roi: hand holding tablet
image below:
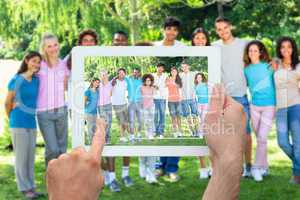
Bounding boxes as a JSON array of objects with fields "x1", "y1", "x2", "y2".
[{"x1": 46, "y1": 119, "x2": 106, "y2": 200}]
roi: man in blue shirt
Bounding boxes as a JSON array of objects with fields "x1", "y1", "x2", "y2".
[{"x1": 125, "y1": 67, "x2": 143, "y2": 140}]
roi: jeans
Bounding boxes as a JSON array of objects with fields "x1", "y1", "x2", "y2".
[
  {"x1": 154, "y1": 99, "x2": 166, "y2": 136},
  {"x1": 181, "y1": 99, "x2": 198, "y2": 117},
  {"x1": 276, "y1": 104, "x2": 300, "y2": 176},
  {"x1": 160, "y1": 157, "x2": 180, "y2": 173},
  {"x1": 37, "y1": 106, "x2": 68, "y2": 166},
  {"x1": 128, "y1": 101, "x2": 143, "y2": 135},
  {"x1": 168, "y1": 101, "x2": 181, "y2": 117},
  {"x1": 98, "y1": 104, "x2": 112, "y2": 143},
  {"x1": 232, "y1": 95, "x2": 251, "y2": 134}
]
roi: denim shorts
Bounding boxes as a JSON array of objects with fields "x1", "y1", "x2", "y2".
[
  {"x1": 113, "y1": 104, "x2": 129, "y2": 124},
  {"x1": 232, "y1": 95, "x2": 251, "y2": 134},
  {"x1": 181, "y1": 99, "x2": 198, "y2": 117},
  {"x1": 168, "y1": 101, "x2": 181, "y2": 117}
]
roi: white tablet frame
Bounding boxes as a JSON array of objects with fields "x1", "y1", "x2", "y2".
[{"x1": 71, "y1": 46, "x2": 221, "y2": 156}]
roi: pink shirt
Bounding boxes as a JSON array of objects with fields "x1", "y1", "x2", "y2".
[
  {"x1": 37, "y1": 59, "x2": 70, "y2": 111},
  {"x1": 98, "y1": 81, "x2": 113, "y2": 106},
  {"x1": 141, "y1": 86, "x2": 155, "y2": 108}
]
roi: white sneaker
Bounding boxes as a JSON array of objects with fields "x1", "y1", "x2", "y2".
[
  {"x1": 136, "y1": 134, "x2": 142, "y2": 142},
  {"x1": 199, "y1": 168, "x2": 209, "y2": 179},
  {"x1": 159, "y1": 135, "x2": 164, "y2": 139},
  {"x1": 260, "y1": 168, "x2": 269, "y2": 177},
  {"x1": 120, "y1": 137, "x2": 128, "y2": 143},
  {"x1": 146, "y1": 173, "x2": 158, "y2": 184},
  {"x1": 208, "y1": 168, "x2": 213, "y2": 177},
  {"x1": 129, "y1": 134, "x2": 135, "y2": 142},
  {"x1": 177, "y1": 132, "x2": 183, "y2": 137},
  {"x1": 173, "y1": 132, "x2": 178, "y2": 138},
  {"x1": 252, "y1": 168, "x2": 263, "y2": 182},
  {"x1": 242, "y1": 165, "x2": 252, "y2": 178},
  {"x1": 148, "y1": 135, "x2": 154, "y2": 140}
]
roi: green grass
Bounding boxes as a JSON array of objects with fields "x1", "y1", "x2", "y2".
[
  {"x1": 107, "y1": 137, "x2": 206, "y2": 146},
  {"x1": 85, "y1": 116, "x2": 207, "y2": 146},
  {"x1": 1, "y1": 125, "x2": 300, "y2": 200}
]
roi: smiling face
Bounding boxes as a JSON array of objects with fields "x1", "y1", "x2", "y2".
[
  {"x1": 26, "y1": 56, "x2": 41, "y2": 73},
  {"x1": 196, "y1": 74, "x2": 203, "y2": 84},
  {"x1": 157, "y1": 66, "x2": 164, "y2": 74},
  {"x1": 193, "y1": 32, "x2": 207, "y2": 46},
  {"x1": 99, "y1": 71, "x2": 108, "y2": 82},
  {"x1": 81, "y1": 34, "x2": 97, "y2": 46},
  {"x1": 132, "y1": 69, "x2": 140, "y2": 78},
  {"x1": 92, "y1": 80, "x2": 100, "y2": 88},
  {"x1": 163, "y1": 26, "x2": 179, "y2": 42},
  {"x1": 280, "y1": 40, "x2": 293, "y2": 60},
  {"x1": 118, "y1": 69, "x2": 126, "y2": 79},
  {"x1": 215, "y1": 21, "x2": 233, "y2": 42},
  {"x1": 181, "y1": 63, "x2": 190, "y2": 73},
  {"x1": 145, "y1": 78, "x2": 152, "y2": 86},
  {"x1": 171, "y1": 68, "x2": 178, "y2": 77},
  {"x1": 44, "y1": 38, "x2": 60, "y2": 58},
  {"x1": 113, "y1": 33, "x2": 128, "y2": 46},
  {"x1": 248, "y1": 44, "x2": 260, "y2": 64}
]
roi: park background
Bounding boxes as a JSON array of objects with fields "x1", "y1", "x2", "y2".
[{"x1": 0, "y1": 0, "x2": 300, "y2": 199}]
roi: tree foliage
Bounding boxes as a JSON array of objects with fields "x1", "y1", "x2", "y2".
[{"x1": 0, "y1": 0, "x2": 299, "y2": 59}]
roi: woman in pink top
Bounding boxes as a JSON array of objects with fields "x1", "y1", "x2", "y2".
[
  {"x1": 37, "y1": 33, "x2": 70, "y2": 166},
  {"x1": 140, "y1": 73, "x2": 157, "y2": 184},
  {"x1": 97, "y1": 70, "x2": 113, "y2": 144},
  {"x1": 165, "y1": 67, "x2": 182, "y2": 137}
]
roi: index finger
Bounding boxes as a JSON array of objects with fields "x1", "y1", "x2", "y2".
[
  {"x1": 208, "y1": 84, "x2": 225, "y2": 116},
  {"x1": 89, "y1": 118, "x2": 106, "y2": 162}
]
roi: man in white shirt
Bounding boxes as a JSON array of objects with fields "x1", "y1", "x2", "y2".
[
  {"x1": 153, "y1": 16, "x2": 183, "y2": 182},
  {"x1": 213, "y1": 17, "x2": 252, "y2": 178},
  {"x1": 112, "y1": 69, "x2": 129, "y2": 140},
  {"x1": 152, "y1": 63, "x2": 168, "y2": 137}
]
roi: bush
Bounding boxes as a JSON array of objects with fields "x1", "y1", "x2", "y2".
[{"x1": 0, "y1": 48, "x2": 24, "y2": 60}]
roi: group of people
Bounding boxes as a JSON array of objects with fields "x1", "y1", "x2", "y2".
[
  {"x1": 4, "y1": 15, "x2": 300, "y2": 199},
  {"x1": 84, "y1": 61, "x2": 209, "y2": 185}
]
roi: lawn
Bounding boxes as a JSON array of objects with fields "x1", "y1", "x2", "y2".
[{"x1": 0, "y1": 124, "x2": 300, "y2": 200}]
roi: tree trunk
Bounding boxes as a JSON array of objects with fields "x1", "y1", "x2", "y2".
[
  {"x1": 217, "y1": 2, "x2": 224, "y2": 17},
  {"x1": 128, "y1": 0, "x2": 139, "y2": 44}
]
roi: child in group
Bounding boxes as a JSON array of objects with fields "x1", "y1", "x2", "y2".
[
  {"x1": 84, "y1": 78, "x2": 100, "y2": 143},
  {"x1": 139, "y1": 74, "x2": 158, "y2": 183},
  {"x1": 194, "y1": 72, "x2": 210, "y2": 179},
  {"x1": 166, "y1": 67, "x2": 183, "y2": 138},
  {"x1": 243, "y1": 40, "x2": 276, "y2": 182}
]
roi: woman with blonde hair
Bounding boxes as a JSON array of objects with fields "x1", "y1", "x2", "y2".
[{"x1": 37, "y1": 33, "x2": 70, "y2": 166}]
